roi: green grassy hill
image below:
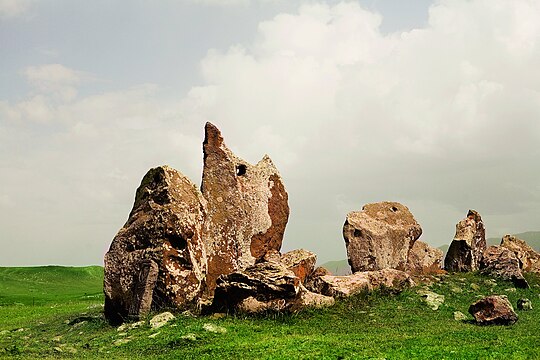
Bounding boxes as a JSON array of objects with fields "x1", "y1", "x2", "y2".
[
  {"x1": 1, "y1": 266, "x2": 539, "y2": 358},
  {"x1": 0, "y1": 266, "x2": 103, "y2": 306},
  {"x1": 487, "y1": 231, "x2": 540, "y2": 250},
  {"x1": 320, "y1": 259, "x2": 351, "y2": 275}
]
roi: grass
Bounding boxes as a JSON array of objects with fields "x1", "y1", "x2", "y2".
[{"x1": 0, "y1": 267, "x2": 539, "y2": 359}]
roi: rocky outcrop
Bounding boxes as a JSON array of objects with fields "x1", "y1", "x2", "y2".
[
  {"x1": 406, "y1": 241, "x2": 444, "y2": 274},
  {"x1": 280, "y1": 249, "x2": 317, "y2": 284},
  {"x1": 210, "y1": 262, "x2": 333, "y2": 314},
  {"x1": 468, "y1": 295, "x2": 518, "y2": 325},
  {"x1": 500, "y1": 235, "x2": 540, "y2": 274},
  {"x1": 201, "y1": 123, "x2": 289, "y2": 293},
  {"x1": 444, "y1": 210, "x2": 486, "y2": 272},
  {"x1": 343, "y1": 202, "x2": 422, "y2": 272},
  {"x1": 307, "y1": 269, "x2": 414, "y2": 298},
  {"x1": 480, "y1": 246, "x2": 529, "y2": 288},
  {"x1": 104, "y1": 166, "x2": 207, "y2": 324}
]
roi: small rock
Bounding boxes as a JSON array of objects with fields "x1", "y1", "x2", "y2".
[
  {"x1": 53, "y1": 347, "x2": 63, "y2": 353},
  {"x1": 210, "y1": 313, "x2": 226, "y2": 319},
  {"x1": 182, "y1": 310, "x2": 196, "y2": 318},
  {"x1": 450, "y1": 286, "x2": 463, "y2": 294},
  {"x1": 117, "y1": 332, "x2": 127, "y2": 337},
  {"x1": 453, "y1": 311, "x2": 467, "y2": 321},
  {"x1": 148, "y1": 332, "x2": 160, "y2": 339},
  {"x1": 418, "y1": 290, "x2": 445, "y2": 310},
  {"x1": 517, "y1": 298, "x2": 532, "y2": 311},
  {"x1": 203, "y1": 323, "x2": 227, "y2": 334},
  {"x1": 150, "y1": 312, "x2": 175, "y2": 329},
  {"x1": 0, "y1": 330, "x2": 10, "y2": 336},
  {"x1": 180, "y1": 333, "x2": 197, "y2": 341},
  {"x1": 65, "y1": 346, "x2": 77, "y2": 354},
  {"x1": 16, "y1": 328, "x2": 25, "y2": 332},
  {"x1": 504, "y1": 288, "x2": 516, "y2": 293},
  {"x1": 469, "y1": 295, "x2": 518, "y2": 325},
  {"x1": 113, "y1": 338, "x2": 131, "y2": 346},
  {"x1": 470, "y1": 283, "x2": 480, "y2": 291}
]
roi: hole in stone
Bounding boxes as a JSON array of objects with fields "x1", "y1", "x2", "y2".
[
  {"x1": 390, "y1": 206, "x2": 398, "y2": 212},
  {"x1": 236, "y1": 164, "x2": 247, "y2": 176},
  {"x1": 354, "y1": 229, "x2": 362, "y2": 237},
  {"x1": 168, "y1": 234, "x2": 187, "y2": 250}
]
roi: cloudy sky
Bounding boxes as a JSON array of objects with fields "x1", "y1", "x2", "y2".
[{"x1": 1, "y1": 0, "x2": 539, "y2": 266}]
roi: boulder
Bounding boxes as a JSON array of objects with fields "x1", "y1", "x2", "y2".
[
  {"x1": 343, "y1": 202, "x2": 422, "y2": 272},
  {"x1": 500, "y1": 235, "x2": 540, "y2": 274},
  {"x1": 308, "y1": 269, "x2": 414, "y2": 298},
  {"x1": 480, "y1": 246, "x2": 529, "y2": 288},
  {"x1": 444, "y1": 210, "x2": 486, "y2": 272},
  {"x1": 406, "y1": 241, "x2": 444, "y2": 274},
  {"x1": 468, "y1": 295, "x2": 518, "y2": 325},
  {"x1": 104, "y1": 166, "x2": 207, "y2": 324},
  {"x1": 210, "y1": 262, "x2": 333, "y2": 314},
  {"x1": 210, "y1": 262, "x2": 299, "y2": 313},
  {"x1": 201, "y1": 122, "x2": 290, "y2": 293},
  {"x1": 280, "y1": 249, "x2": 317, "y2": 284}
]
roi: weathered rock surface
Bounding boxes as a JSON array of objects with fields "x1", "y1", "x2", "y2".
[
  {"x1": 201, "y1": 122, "x2": 290, "y2": 293},
  {"x1": 444, "y1": 210, "x2": 486, "y2": 272},
  {"x1": 500, "y1": 235, "x2": 540, "y2": 274},
  {"x1": 480, "y1": 246, "x2": 529, "y2": 288},
  {"x1": 210, "y1": 262, "x2": 333, "y2": 313},
  {"x1": 406, "y1": 241, "x2": 444, "y2": 274},
  {"x1": 104, "y1": 166, "x2": 207, "y2": 324},
  {"x1": 150, "y1": 312, "x2": 176, "y2": 329},
  {"x1": 307, "y1": 269, "x2": 414, "y2": 298},
  {"x1": 417, "y1": 289, "x2": 445, "y2": 310},
  {"x1": 280, "y1": 249, "x2": 317, "y2": 284},
  {"x1": 468, "y1": 295, "x2": 518, "y2": 325},
  {"x1": 344, "y1": 202, "x2": 422, "y2": 272}
]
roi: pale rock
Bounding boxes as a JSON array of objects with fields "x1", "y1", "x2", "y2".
[
  {"x1": 453, "y1": 311, "x2": 467, "y2": 321},
  {"x1": 344, "y1": 202, "x2": 422, "y2": 272},
  {"x1": 308, "y1": 269, "x2": 414, "y2": 298},
  {"x1": 417, "y1": 290, "x2": 445, "y2": 310},
  {"x1": 517, "y1": 298, "x2": 532, "y2": 311},
  {"x1": 150, "y1": 312, "x2": 176, "y2": 329},
  {"x1": 203, "y1": 323, "x2": 227, "y2": 334}
]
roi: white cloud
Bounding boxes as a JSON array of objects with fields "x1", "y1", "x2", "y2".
[
  {"x1": 179, "y1": 0, "x2": 540, "y2": 258},
  {"x1": 0, "y1": 0, "x2": 34, "y2": 18},
  {"x1": 184, "y1": 0, "x2": 280, "y2": 6},
  {"x1": 22, "y1": 64, "x2": 89, "y2": 102}
]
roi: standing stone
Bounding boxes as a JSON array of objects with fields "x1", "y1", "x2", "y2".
[
  {"x1": 406, "y1": 241, "x2": 444, "y2": 274},
  {"x1": 104, "y1": 166, "x2": 207, "y2": 324},
  {"x1": 468, "y1": 295, "x2": 518, "y2": 325},
  {"x1": 500, "y1": 235, "x2": 540, "y2": 274},
  {"x1": 480, "y1": 246, "x2": 529, "y2": 288},
  {"x1": 343, "y1": 202, "x2": 422, "y2": 272},
  {"x1": 444, "y1": 210, "x2": 486, "y2": 272},
  {"x1": 201, "y1": 122, "x2": 289, "y2": 293}
]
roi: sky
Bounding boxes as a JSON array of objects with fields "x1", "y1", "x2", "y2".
[{"x1": 1, "y1": 0, "x2": 539, "y2": 266}]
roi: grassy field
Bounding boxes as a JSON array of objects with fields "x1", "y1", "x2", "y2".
[{"x1": 0, "y1": 267, "x2": 539, "y2": 359}]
